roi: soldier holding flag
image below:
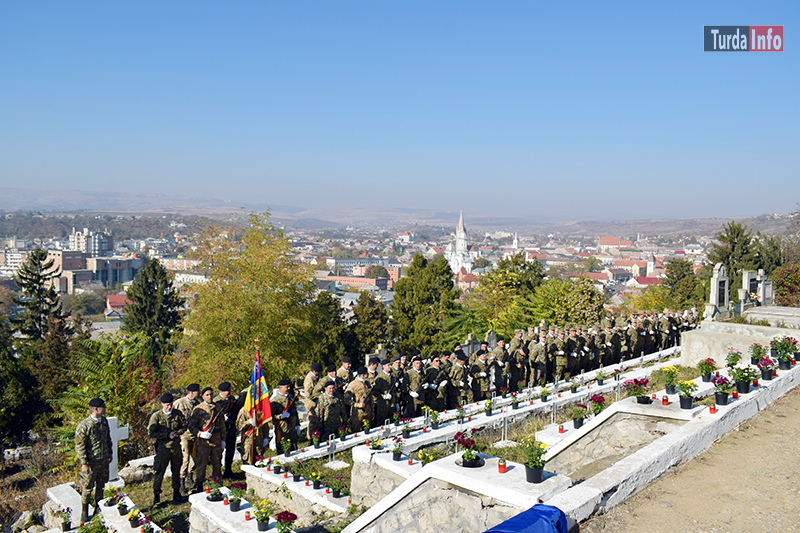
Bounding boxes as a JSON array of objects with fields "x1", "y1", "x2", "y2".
[{"x1": 241, "y1": 350, "x2": 273, "y2": 464}]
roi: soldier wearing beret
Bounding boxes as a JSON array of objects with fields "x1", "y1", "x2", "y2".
[
  {"x1": 214, "y1": 382, "x2": 242, "y2": 478},
  {"x1": 316, "y1": 381, "x2": 346, "y2": 439},
  {"x1": 173, "y1": 383, "x2": 200, "y2": 496},
  {"x1": 188, "y1": 387, "x2": 225, "y2": 492},
  {"x1": 345, "y1": 367, "x2": 374, "y2": 432},
  {"x1": 337, "y1": 356, "x2": 354, "y2": 393},
  {"x1": 448, "y1": 352, "x2": 470, "y2": 407},
  {"x1": 270, "y1": 379, "x2": 299, "y2": 454},
  {"x1": 470, "y1": 351, "x2": 490, "y2": 401},
  {"x1": 75, "y1": 398, "x2": 113, "y2": 523},
  {"x1": 313, "y1": 364, "x2": 342, "y2": 399},
  {"x1": 372, "y1": 359, "x2": 394, "y2": 426},
  {"x1": 405, "y1": 356, "x2": 425, "y2": 417},
  {"x1": 304, "y1": 362, "x2": 323, "y2": 439},
  {"x1": 148, "y1": 393, "x2": 187, "y2": 506}
]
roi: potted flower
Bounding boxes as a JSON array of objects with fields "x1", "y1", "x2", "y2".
[
  {"x1": 275, "y1": 511, "x2": 298, "y2": 533},
  {"x1": 429, "y1": 408, "x2": 440, "y2": 430},
  {"x1": 103, "y1": 486, "x2": 120, "y2": 507},
  {"x1": 308, "y1": 471, "x2": 322, "y2": 490},
  {"x1": 757, "y1": 356, "x2": 776, "y2": 380},
  {"x1": 499, "y1": 386, "x2": 509, "y2": 398},
  {"x1": 677, "y1": 380, "x2": 698, "y2": 409},
  {"x1": 392, "y1": 436, "x2": 404, "y2": 461},
  {"x1": 623, "y1": 378, "x2": 650, "y2": 403},
  {"x1": 140, "y1": 519, "x2": 153, "y2": 533},
  {"x1": 117, "y1": 498, "x2": 128, "y2": 516},
  {"x1": 511, "y1": 392, "x2": 520, "y2": 410},
  {"x1": 52, "y1": 506, "x2": 71, "y2": 531},
  {"x1": 771, "y1": 335, "x2": 797, "y2": 369},
  {"x1": 252, "y1": 500, "x2": 273, "y2": 531},
  {"x1": 393, "y1": 411, "x2": 401, "y2": 426},
  {"x1": 612, "y1": 368, "x2": 622, "y2": 381},
  {"x1": 712, "y1": 375, "x2": 733, "y2": 405},
  {"x1": 568, "y1": 376, "x2": 578, "y2": 394},
  {"x1": 730, "y1": 366, "x2": 757, "y2": 394},
  {"x1": 484, "y1": 398, "x2": 493, "y2": 416},
  {"x1": 456, "y1": 403, "x2": 465, "y2": 423},
  {"x1": 228, "y1": 484, "x2": 244, "y2": 512},
  {"x1": 749, "y1": 343, "x2": 766, "y2": 365},
  {"x1": 311, "y1": 430, "x2": 321, "y2": 449},
  {"x1": 280, "y1": 438, "x2": 292, "y2": 457},
  {"x1": 697, "y1": 358, "x2": 717, "y2": 382},
  {"x1": 362, "y1": 418, "x2": 371, "y2": 435},
  {"x1": 290, "y1": 462, "x2": 302, "y2": 482},
  {"x1": 454, "y1": 429, "x2": 480, "y2": 468},
  {"x1": 338, "y1": 426, "x2": 347, "y2": 442},
  {"x1": 207, "y1": 486, "x2": 223, "y2": 502},
  {"x1": 521, "y1": 437, "x2": 547, "y2": 483},
  {"x1": 369, "y1": 437, "x2": 383, "y2": 450},
  {"x1": 540, "y1": 380, "x2": 548, "y2": 402},
  {"x1": 328, "y1": 476, "x2": 345, "y2": 498},
  {"x1": 272, "y1": 460, "x2": 282, "y2": 474},
  {"x1": 571, "y1": 404, "x2": 587, "y2": 429},
  {"x1": 726, "y1": 348, "x2": 742, "y2": 369},
  {"x1": 662, "y1": 366, "x2": 679, "y2": 395},
  {"x1": 517, "y1": 380, "x2": 526, "y2": 392},
  {"x1": 589, "y1": 394, "x2": 606, "y2": 416},
  {"x1": 401, "y1": 419, "x2": 412, "y2": 439},
  {"x1": 127, "y1": 508, "x2": 141, "y2": 528},
  {"x1": 595, "y1": 370, "x2": 605, "y2": 386}
]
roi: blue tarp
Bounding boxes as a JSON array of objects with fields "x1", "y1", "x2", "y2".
[{"x1": 483, "y1": 504, "x2": 568, "y2": 533}]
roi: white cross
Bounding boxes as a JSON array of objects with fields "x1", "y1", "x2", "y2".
[{"x1": 107, "y1": 417, "x2": 129, "y2": 481}]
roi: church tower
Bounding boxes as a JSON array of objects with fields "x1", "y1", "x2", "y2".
[{"x1": 455, "y1": 210, "x2": 468, "y2": 254}]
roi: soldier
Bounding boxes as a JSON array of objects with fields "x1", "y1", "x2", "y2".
[
  {"x1": 316, "y1": 381, "x2": 346, "y2": 439},
  {"x1": 336, "y1": 356, "x2": 354, "y2": 394},
  {"x1": 440, "y1": 350, "x2": 453, "y2": 376},
  {"x1": 367, "y1": 357, "x2": 381, "y2": 385},
  {"x1": 405, "y1": 356, "x2": 425, "y2": 417},
  {"x1": 313, "y1": 364, "x2": 341, "y2": 399},
  {"x1": 658, "y1": 310, "x2": 671, "y2": 351},
  {"x1": 490, "y1": 337, "x2": 508, "y2": 391},
  {"x1": 75, "y1": 398, "x2": 112, "y2": 523},
  {"x1": 214, "y1": 382, "x2": 241, "y2": 478},
  {"x1": 303, "y1": 362, "x2": 322, "y2": 439},
  {"x1": 390, "y1": 356, "x2": 406, "y2": 415},
  {"x1": 188, "y1": 387, "x2": 225, "y2": 493},
  {"x1": 634, "y1": 314, "x2": 646, "y2": 359},
  {"x1": 345, "y1": 366, "x2": 374, "y2": 432},
  {"x1": 372, "y1": 359, "x2": 394, "y2": 426},
  {"x1": 470, "y1": 351, "x2": 490, "y2": 401},
  {"x1": 270, "y1": 379, "x2": 299, "y2": 454},
  {"x1": 530, "y1": 333, "x2": 548, "y2": 386},
  {"x1": 507, "y1": 330, "x2": 524, "y2": 357},
  {"x1": 173, "y1": 383, "x2": 200, "y2": 497},
  {"x1": 470, "y1": 341, "x2": 489, "y2": 366},
  {"x1": 552, "y1": 330, "x2": 567, "y2": 380},
  {"x1": 565, "y1": 328, "x2": 579, "y2": 376},
  {"x1": 448, "y1": 352, "x2": 470, "y2": 407},
  {"x1": 235, "y1": 406, "x2": 269, "y2": 464},
  {"x1": 423, "y1": 354, "x2": 448, "y2": 412},
  {"x1": 508, "y1": 345, "x2": 528, "y2": 393},
  {"x1": 148, "y1": 393, "x2": 186, "y2": 506}
]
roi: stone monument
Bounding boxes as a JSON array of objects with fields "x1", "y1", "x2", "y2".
[{"x1": 705, "y1": 263, "x2": 729, "y2": 320}]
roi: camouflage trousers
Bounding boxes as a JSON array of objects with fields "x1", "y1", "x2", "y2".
[
  {"x1": 241, "y1": 428, "x2": 269, "y2": 464},
  {"x1": 78, "y1": 462, "x2": 109, "y2": 505},
  {"x1": 194, "y1": 433, "x2": 222, "y2": 491},
  {"x1": 180, "y1": 437, "x2": 196, "y2": 484},
  {"x1": 153, "y1": 442, "x2": 181, "y2": 495}
]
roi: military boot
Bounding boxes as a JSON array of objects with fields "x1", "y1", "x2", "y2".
[
  {"x1": 172, "y1": 489, "x2": 187, "y2": 504},
  {"x1": 152, "y1": 492, "x2": 160, "y2": 507},
  {"x1": 80, "y1": 503, "x2": 89, "y2": 524},
  {"x1": 179, "y1": 478, "x2": 188, "y2": 497},
  {"x1": 223, "y1": 468, "x2": 234, "y2": 479}
]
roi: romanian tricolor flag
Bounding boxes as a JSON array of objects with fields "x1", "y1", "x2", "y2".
[{"x1": 243, "y1": 350, "x2": 272, "y2": 428}]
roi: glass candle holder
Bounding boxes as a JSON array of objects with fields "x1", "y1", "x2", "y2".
[
  {"x1": 558, "y1": 425, "x2": 564, "y2": 434},
  {"x1": 498, "y1": 459, "x2": 506, "y2": 474},
  {"x1": 662, "y1": 396, "x2": 668, "y2": 405}
]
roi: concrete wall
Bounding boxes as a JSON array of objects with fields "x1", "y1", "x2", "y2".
[
  {"x1": 357, "y1": 478, "x2": 518, "y2": 533},
  {"x1": 681, "y1": 320, "x2": 792, "y2": 367},
  {"x1": 744, "y1": 306, "x2": 800, "y2": 328},
  {"x1": 350, "y1": 459, "x2": 407, "y2": 508}
]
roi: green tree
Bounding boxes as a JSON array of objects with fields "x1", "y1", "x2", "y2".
[
  {"x1": 782, "y1": 204, "x2": 800, "y2": 265},
  {"x1": 472, "y1": 257, "x2": 491, "y2": 269},
  {"x1": 181, "y1": 212, "x2": 316, "y2": 389},
  {"x1": 10, "y1": 248, "x2": 65, "y2": 340},
  {"x1": 580, "y1": 256, "x2": 603, "y2": 273},
  {"x1": 123, "y1": 259, "x2": 184, "y2": 372},
  {"x1": 527, "y1": 277, "x2": 603, "y2": 326},
  {"x1": 352, "y1": 291, "x2": 390, "y2": 356},
  {"x1": 364, "y1": 265, "x2": 390, "y2": 278},
  {"x1": 0, "y1": 317, "x2": 37, "y2": 446},
  {"x1": 772, "y1": 264, "x2": 800, "y2": 307},
  {"x1": 62, "y1": 291, "x2": 105, "y2": 317},
  {"x1": 305, "y1": 291, "x2": 355, "y2": 367},
  {"x1": 662, "y1": 258, "x2": 703, "y2": 309},
  {"x1": 392, "y1": 255, "x2": 459, "y2": 355}
]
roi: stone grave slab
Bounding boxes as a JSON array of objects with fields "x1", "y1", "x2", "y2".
[
  {"x1": 187, "y1": 488, "x2": 284, "y2": 533},
  {"x1": 45, "y1": 483, "x2": 82, "y2": 530},
  {"x1": 97, "y1": 494, "x2": 162, "y2": 533},
  {"x1": 241, "y1": 465, "x2": 348, "y2": 515}
]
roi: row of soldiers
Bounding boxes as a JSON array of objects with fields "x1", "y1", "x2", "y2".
[{"x1": 302, "y1": 309, "x2": 699, "y2": 431}]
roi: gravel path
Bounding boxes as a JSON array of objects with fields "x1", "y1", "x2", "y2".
[{"x1": 580, "y1": 384, "x2": 800, "y2": 533}]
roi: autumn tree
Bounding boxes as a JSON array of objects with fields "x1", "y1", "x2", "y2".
[
  {"x1": 392, "y1": 255, "x2": 459, "y2": 355},
  {"x1": 527, "y1": 276, "x2": 603, "y2": 326},
  {"x1": 364, "y1": 265, "x2": 390, "y2": 279},
  {"x1": 352, "y1": 291, "x2": 390, "y2": 356},
  {"x1": 181, "y1": 212, "x2": 316, "y2": 389}
]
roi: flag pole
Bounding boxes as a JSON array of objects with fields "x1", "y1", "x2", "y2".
[{"x1": 250, "y1": 339, "x2": 260, "y2": 465}]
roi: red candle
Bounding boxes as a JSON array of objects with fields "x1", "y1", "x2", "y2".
[
  {"x1": 305, "y1": 481, "x2": 309, "y2": 486},
  {"x1": 284, "y1": 473, "x2": 288, "y2": 478},
  {"x1": 709, "y1": 405, "x2": 717, "y2": 414},
  {"x1": 205, "y1": 488, "x2": 210, "y2": 494},
  {"x1": 651, "y1": 394, "x2": 657, "y2": 400},
  {"x1": 773, "y1": 370, "x2": 777, "y2": 377},
  {"x1": 244, "y1": 512, "x2": 251, "y2": 521},
  {"x1": 558, "y1": 425, "x2": 564, "y2": 434},
  {"x1": 753, "y1": 379, "x2": 759, "y2": 387},
  {"x1": 223, "y1": 498, "x2": 229, "y2": 505},
  {"x1": 423, "y1": 428, "x2": 427, "y2": 433},
  {"x1": 732, "y1": 391, "x2": 739, "y2": 399},
  {"x1": 662, "y1": 396, "x2": 668, "y2": 405},
  {"x1": 408, "y1": 459, "x2": 413, "y2": 465},
  {"x1": 326, "y1": 488, "x2": 330, "y2": 493},
  {"x1": 498, "y1": 459, "x2": 506, "y2": 474},
  {"x1": 468, "y1": 416, "x2": 472, "y2": 421}
]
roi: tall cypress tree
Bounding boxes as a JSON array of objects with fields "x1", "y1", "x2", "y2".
[
  {"x1": 123, "y1": 259, "x2": 183, "y2": 372},
  {"x1": 352, "y1": 291, "x2": 389, "y2": 356},
  {"x1": 11, "y1": 248, "x2": 65, "y2": 340}
]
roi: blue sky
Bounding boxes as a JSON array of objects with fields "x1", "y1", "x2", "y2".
[{"x1": 1, "y1": 2, "x2": 797, "y2": 222}]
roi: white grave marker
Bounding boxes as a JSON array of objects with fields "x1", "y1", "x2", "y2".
[{"x1": 107, "y1": 416, "x2": 129, "y2": 481}]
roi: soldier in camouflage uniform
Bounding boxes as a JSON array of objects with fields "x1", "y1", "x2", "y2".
[
  {"x1": 188, "y1": 387, "x2": 225, "y2": 493},
  {"x1": 173, "y1": 383, "x2": 200, "y2": 496},
  {"x1": 372, "y1": 359, "x2": 394, "y2": 426},
  {"x1": 336, "y1": 356, "x2": 354, "y2": 396},
  {"x1": 367, "y1": 357, "x2": 381, "y2": 386},
  {"x1": 303, "y1": 363, "x2": 322, "y2": 439},
  {"x1": 148, "y1": 393, "x2": 187, "y2": 506},
  {"x1": 423, "y1": 354, "x2": 448, "y2": 412},
  {"x1": 530, "y1": 333, "x2": 548, "y2": 386},
  {"x1": 552, "y1": 330, "x2": 567, "y2": 380},
  {"x1": 448, "y1": 353, "x2": 470, "y2": 407},
  {"x1": 75, "y1": 398, "x2": 113, "y2": 523},
  {"x1": 316, "y1": 381, "x2": 346, "y2": 439},
  {"x1": 214, "y1": 382, "x2": 241, "y2": 478},
  {"x1": 405, "y1": 356, "x2": 425, "y2": 417},
  {"x1": 270, "y1": 379, "x2": 299, "y2": 453},
  {"x1": 345, "y1": 366, "x2": 374, "y2": 432},
  {"x1": 235, "y1": 406, "x2": 269, "y2": 464},
  {"x1": 313, "y1": 364, "x2": 341, "y2": 399},
  {"x1": 470, "y1": 351, "x2": 490, "y2": 401}
]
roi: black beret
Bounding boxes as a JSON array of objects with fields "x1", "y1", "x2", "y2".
[
  {"x1": 160, "y1": 393, "x2": 174, "y2": 403},
  {"x1": 442, "y1": 351, "x2": 451, "y2": 356},
  {"x1": 413, "y1": 349, "x2": 421, "y2": 355},
  {"x1": 381, "y1": 358, "x2": 390, "y2": 365},
  {"x1": 323, "y1": 381, "x2": 335, "y2": 389},
  {"x1": 480, "y1": 341, "x2": 489, "y2": 346},
  {"x1": 277, "y1": 379, "x2": 291, "y2": 386},
  {"x1": 430, "y1": 350, "x2": 439, "y2": 357},
  {"x1": 218, "y1": 382, "x2": 231, "y2": 391},
  {"x1": 454, "y1": 349, "x2": 465, "y2": 357},
  {"x1": 411, "y1": 355, "x2": 422, "y2": 362},
  {"x1": 399, "y1": 351, "x2": 407, "y2": 356},
  {"x1": 327, "y1": 364, "x2": 337, "y2": 372},
  {"x1": 392, "y1": 355, "x2": 402, "y2": 362},
  {"x1": 88, "y1": 398, "x2": 105, "y2": 408},
  {"x1": 368, "y1": 357, "x2": 380, "y2": 365},
  {"x1": 453, "y1": 343, "x2": 461, "y2": 349},
  {"x1": 356, "y1": 366, "x2": 368, "y2": 376},
  {"x1": 456, "y1": 353, "x2": 468, "y2": 361},
  {"x1": 475, "y1": 349, "x2": 485, "y2": 356},
  {"x1": 187, "y1": 383, "x2": 200, "y2": 392},
  {"x1": 497, "y1": 336, "x2": 505, "y2": 342},
  {"x1": 201, "y1": 386, "x2": 214, "y2": 396},
  {"x1": 342, "y1": 356, "x2": 352, "y2": 363},
  {"x1": 311, "y1": 362, "x2": 323, "y2": 372}
]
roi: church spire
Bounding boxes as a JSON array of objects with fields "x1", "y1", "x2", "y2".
[{"x1": 457, "y1": 210, "x2": 466, "y2": 234}]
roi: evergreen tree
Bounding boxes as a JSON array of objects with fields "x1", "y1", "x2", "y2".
[
  {"x1": 0, "y1": 316, "x2": 37, "y2": 446},
  {"x1": 11, "y1": 248, "x2": 65, "y2": 340},
  {"x1": 352, "y1": 291, "x2": 389, "y2": 356},
  {"x1": 527, "y1": 277, "x2": 603, "y2": 326},
  {"x1": 391, "y1": 255, "x2": 459, "y2": 354},
  {"x1": 123, "y1": 258, "x2": 184, "y2": 371},
  {"x1": 306, "y1": 291, "x2": 356, "y2": 367},
  {"x1": 662, "y1": 258, "x2": 704, "y2": 309}
]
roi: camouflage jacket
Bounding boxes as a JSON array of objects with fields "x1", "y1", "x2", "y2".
[
  {"x1": 148, "y1": 408, "x2": 186, "y2": 449},
  {"x1": 75, "y1": 416, "x2": 112, "y2": 466}
]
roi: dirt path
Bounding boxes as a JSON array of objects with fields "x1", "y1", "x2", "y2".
[{"x1": 581, "y1": 384, "x2": 800, "y2": 533}]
